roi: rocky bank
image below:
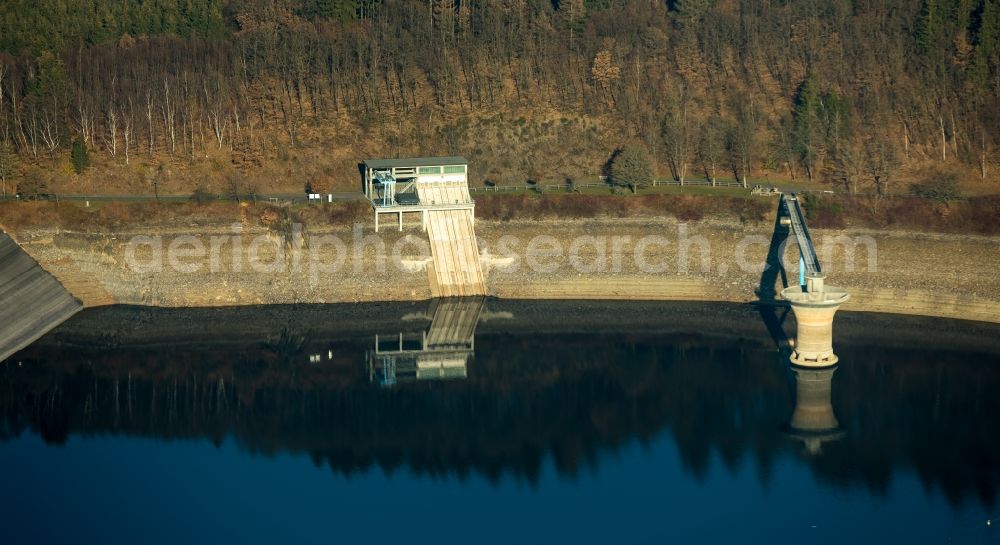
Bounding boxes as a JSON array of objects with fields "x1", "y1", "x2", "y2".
[{"x1": 10, "y1": 216, "x2": 1000, "y2": 323}]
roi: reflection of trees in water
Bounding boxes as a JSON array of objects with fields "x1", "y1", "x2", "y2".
[
  {"x1": 825, "y1": 348, "x2": 999, "y2": 509},
  {"x1": 1, "y1": 335, "x2": 998, "y2": 508},
  {"x1": 263, "y1": 327, "x2": 311, "y2": 360}
]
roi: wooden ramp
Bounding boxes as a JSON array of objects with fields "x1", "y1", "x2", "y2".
[{"x1": 416, "y1": 182, "x2": 485, "y2": 297}]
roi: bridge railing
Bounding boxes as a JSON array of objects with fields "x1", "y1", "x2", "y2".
[{"x1": 782, "y1": 194, "x2": 821, "y2": 275}]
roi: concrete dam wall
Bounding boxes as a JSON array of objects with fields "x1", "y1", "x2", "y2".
[{"x1": 0, "y1": 232, "x2": 82, "y2": 362}]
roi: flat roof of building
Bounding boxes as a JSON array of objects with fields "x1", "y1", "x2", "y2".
[{"x1": 364, "y1": 156, "x2": 467, "y2": 169}]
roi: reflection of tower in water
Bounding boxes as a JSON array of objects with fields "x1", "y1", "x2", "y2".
[
  {"x1": 368, "y1": 298, "x2": 484, "y2": 386},
  {"x1": 785, "y1": 365, "x2": 846, "y2": 455}
]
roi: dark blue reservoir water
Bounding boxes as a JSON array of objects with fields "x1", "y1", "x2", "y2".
[{"x1": 1, "y1": 301, "x2": 998, "y2": 544}]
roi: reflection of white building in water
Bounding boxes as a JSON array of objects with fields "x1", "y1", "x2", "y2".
[
  {"x1": 785, "y1": 365, "x2": 846, "y2": 455},
  {"x1": 368, "y1": 298, "x2": 484, "y2": 387}
]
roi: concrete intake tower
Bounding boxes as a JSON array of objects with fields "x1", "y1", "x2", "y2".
[{"x1": 778, "y1": 194, "x2": 850, "y2": 368}]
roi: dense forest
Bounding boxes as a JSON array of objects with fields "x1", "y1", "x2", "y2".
[{"x1": 0, "y1": 0, "x2": 998, "y2": 196}]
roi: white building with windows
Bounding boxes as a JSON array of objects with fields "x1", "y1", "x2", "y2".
[
  {"x1": 362, "y1": 156, "x2": 473, "y2": 231},
  {"x1": 361, "y1": 156, "x2": 485, "y2": 297}
]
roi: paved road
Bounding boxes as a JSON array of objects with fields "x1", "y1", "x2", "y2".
[{"x1": 0, "y1": 192, "x2": 367, "y2": 204}]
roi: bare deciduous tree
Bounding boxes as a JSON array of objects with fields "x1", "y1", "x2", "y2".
[
  {"x1": 121, "y1": 99, "x2": 134, "y2": 164},
  {"x1": 161, "y1": 77, "x2": 176, "y2": 154},
  {"x1": 591, "y1": 49, "x2": 620, "y2": 108},
  {"x1": 662, "y1": 90, "x2": 696, "y2": 185}
]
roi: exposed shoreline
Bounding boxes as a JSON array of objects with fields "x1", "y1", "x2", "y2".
[
  {"x1": 10, "y1": 217, "x2": 1000, "y2": 324},
  {"x1": 32, "y1": 300, "x2": 1000, "y2": 356}
]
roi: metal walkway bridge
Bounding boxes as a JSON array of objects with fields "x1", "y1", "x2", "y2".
[{"x1": 781, "y1": 193, "x2": 820, "y2": 286}]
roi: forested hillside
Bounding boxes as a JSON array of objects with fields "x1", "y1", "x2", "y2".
[{"x1": 0, "y1": 0, "x2": 998, "y2": 196}]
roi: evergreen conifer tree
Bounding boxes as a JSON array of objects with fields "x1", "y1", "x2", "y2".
[{"x1": 71, "y1": 136, "x2": 90, "y2": 174}]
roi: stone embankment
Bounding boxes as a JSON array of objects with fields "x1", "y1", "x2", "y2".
[{"x1": 9, "y1": 217, "x2": 999, "y2": 323}]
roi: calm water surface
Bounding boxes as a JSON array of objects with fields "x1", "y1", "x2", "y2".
[{"x1": 1, "y1": 300, "x2": 998, "y2": 544}]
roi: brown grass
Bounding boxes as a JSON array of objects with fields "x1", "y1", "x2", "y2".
[
  {"x1": 475, "y1": 193, "x2": 771, "y2": 224},
  {"x1": 1, "y1": 201, "x2": 239, "y2": 233},
  {"x1": 804, "y1": 194, "x2": 1000, "y2": 235},
  {"x1": 292, "y1": 200, "x2": 370, "y2": 226},
  {"x1": 474, "y1": 192, "x2": 1000, "y2": 235},
  {"x1": 0, "y1": 199, "x2": 375, "y2": 235},
  {"x1": 2, "y1": 194, "x2": 997, "y2": 236}
]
